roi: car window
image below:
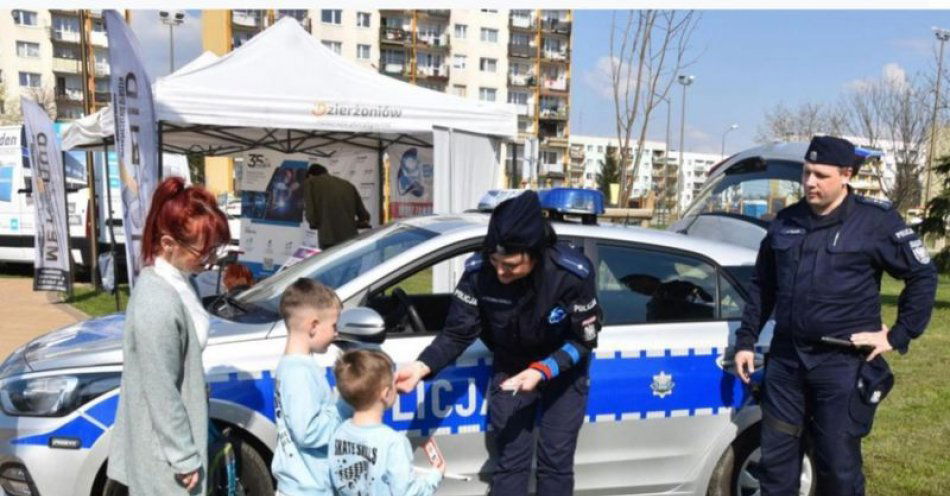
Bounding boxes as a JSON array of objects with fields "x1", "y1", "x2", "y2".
[
  {"x1": 595, "y1": 243, "x2": 718, "y2": 325},
  {"x1": 719, "y1": 272, "x2": 746, "y2": 320}
]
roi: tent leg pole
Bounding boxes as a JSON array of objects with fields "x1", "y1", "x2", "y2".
[
  {"x1": 158, "y1": 121, "x2": 164, "y2": 181},
  {"x1": 378, "y1": 137, "x2": 384, "y2": 225}
]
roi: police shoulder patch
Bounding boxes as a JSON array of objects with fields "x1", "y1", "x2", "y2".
[
  {"x1": 464, "y1": 253, "x2": 484, "y2": 272},
  {"x1": 553, "y1": 248, "x2": 590, "y2": 279},
  {"x1": 855, "y1": 195, "x2": 892, "y2": 210}
]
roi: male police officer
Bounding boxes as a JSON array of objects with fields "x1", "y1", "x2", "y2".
[
  {"x1": 734, "y1": 136, "x2": 938, "y2": 495},
  {"x1": 395, "y1": 190, "x2": 602, "y2": 496}
]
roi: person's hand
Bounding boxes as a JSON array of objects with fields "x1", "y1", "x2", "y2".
[
  {"x1": 176, "y1": 470, "x2": 200, "y2": 491},
  {"x1": 501, "y1": 368, "x2": 545, "y2": 393},
  {"x1": 434, "y1": 454, "x2": 446, "y2": 474},
  {"x1": 395, "y1": 361, "x2": 430, "y2": 393},
  {"x1": 850, "y1": 324, "x2": 892, "y2": 361},
  {"x1": 734, "y1": 350, "x2": 756, "y2": 384}
]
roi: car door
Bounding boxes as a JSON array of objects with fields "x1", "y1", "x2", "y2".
[{"x1": 572, "y1": 240, "x2": 751, "y2": 494}]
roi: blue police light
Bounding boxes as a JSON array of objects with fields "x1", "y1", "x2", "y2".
[
  {"x1": 855, "y1": 146, "x2": 883, "y2": 160},
  {"x1": 539, "y1": 188, "x2": 605, "y2": 217}
]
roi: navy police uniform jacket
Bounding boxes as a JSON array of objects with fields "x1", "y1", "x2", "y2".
[
  {"x1": 418, "y1": 244, "x2": 602, "y2": 379},
  {"x1": 736, "y1": 192, "x2": 938, "y2": 366}
]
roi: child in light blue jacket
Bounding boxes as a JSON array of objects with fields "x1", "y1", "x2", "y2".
[
  {"x1": 271, "y1": 279, "x2": 348, "y2": 495},
  {"x1": 330, "y1": 350, "x2": 444, "y2": 496}
]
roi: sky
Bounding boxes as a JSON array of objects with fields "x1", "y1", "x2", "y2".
[{"x1": 130, "y1": 9, "x2": 950, "y2": 155}]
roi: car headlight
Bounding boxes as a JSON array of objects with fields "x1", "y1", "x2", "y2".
[{"x1": 0, "y1": 373, "x2": 120, "y2": 417}]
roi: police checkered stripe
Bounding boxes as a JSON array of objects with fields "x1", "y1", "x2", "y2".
[
  {"x1": 597, "y1": 347, "x2": 721, "y2": 360},
  {"x1": 207, "y1": 369, "x2": 264, "y2": 384}
]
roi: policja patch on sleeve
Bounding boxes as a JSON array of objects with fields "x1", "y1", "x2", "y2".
[{"x1": 909, "y1": 239, "x2": 931, "y2": 264}]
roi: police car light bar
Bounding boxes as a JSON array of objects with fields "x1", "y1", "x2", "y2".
[
  {"x1": 854, "y1": 146, "x2": 883, "y2": 160},
  {"x1": 539, "y1": 188, "x2": 605, "y2": 216}
]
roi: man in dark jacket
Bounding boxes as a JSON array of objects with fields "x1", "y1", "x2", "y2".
[{"x1": 302, "y1": 164, "x2": 370, "y2": 250}]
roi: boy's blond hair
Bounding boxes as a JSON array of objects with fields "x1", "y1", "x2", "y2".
[
  {"x1": 334, "y1": 350, "x2": 394, "y2": 410},
  {"x1": 278, "y1": 278, "x2": 341, "y2": 328}
]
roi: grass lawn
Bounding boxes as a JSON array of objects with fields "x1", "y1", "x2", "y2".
[
  {"x1": 61, "y1": 284, "x2": 129, "y2": 316},
  {"x1": 865, "y1": 274, "x2": 950, "y2": 495}
]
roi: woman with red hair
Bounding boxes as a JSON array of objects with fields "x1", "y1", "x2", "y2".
[{"x1": 108, "y1": 177, "x2": 229, "y2": 495}]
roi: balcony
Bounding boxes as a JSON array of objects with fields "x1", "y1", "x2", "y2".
[
  {"x1": 380, "y1": 26, "x2": 410, "y2": 44},
  {"x1": 541, "y1": 162, "x2": 565, "y2": 176},
  {"x1": 419, "y1": 10, "x2": 450, "y2": 19},
  {"x1": 569, "y1": 145, "x2": 585, "y2": 160},
  {"x1": 232, "y1": 11, "x2": 262, "y2": 28},
  {"x1": 509, "y1": 15, "x2": 536, "y2": 30},
  {"x1": 542, "y1": 49, "x2": 569, "y2": 62},
  {"x1": 95, "y1": 62, "x2": 109, "y2": 76},
  {"x1": 90, "y1": 31, "x2": 108, "y2": 47},
  {"x1": 539, "y1": 107, "x2": 568, "y2": 120},
  {"x1": 512, "y1": 103, "x2": 533, "y2": 116},
  {"x1": 55, "y1": 89, "x2": 83, "y2": 105},
  {"x1": 416, "y1": 65, "x2": 449, "y2": 82},
  {"x1": 94, "y1": 91, "x2": 111, "y2": 103},
  {"x1": 382, "y1": 62, "x2": 406, "y2": 75},
  {"x1": 541, "y1": 18, "x2": 572, "y2": 34},
  {"x1": 508, "y1": 73, "x2": 537, "y2": 87},
  {"x1": 544, "y1": 136, "x2": 569, "y2": 147},
  {"x1": 508, "y1": 43, "x2": 535, "y2": 58},
  {"x1": 51, "y1": 29, "x2": 81, "y2": 43},
  {"x1": 416, "y1": 34, "x2": 450, "y2": 51},
  {"x1": 52, "y1": 57, "x2": 81, "y2": 74},
  {"x1": 542, "y1": 78, "x2": 568, "y2": 92}
]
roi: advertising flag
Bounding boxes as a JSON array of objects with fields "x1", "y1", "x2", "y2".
[
  {"x1": 21, "y1": 98, "x2": 72, "y2": 292},
  {"x1": 105, "y1": 10, "x2": 159, "y2": 286}
]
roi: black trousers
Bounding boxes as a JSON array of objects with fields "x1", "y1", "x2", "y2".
[
  {"x1": 487, "y1": 362, "x2": 589, "y2": 496},
  {"x1": 760, "y1": 352, "x2": 867, "y2": 496}
]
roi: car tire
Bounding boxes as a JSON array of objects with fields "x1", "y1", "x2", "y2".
[
  {"x1": 707, "y1": 423, "x2": 817, "y2": 496},
  {"x1": 226, "y1": 434, "x2": 274, "y2": 496}
]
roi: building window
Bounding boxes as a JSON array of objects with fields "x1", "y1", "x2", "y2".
[
  {"x1": 16, "y1": 41, "x2": 40, "y2": 58},
  {"x1": 479, "y1": 58, "x2": 497, "y2": 72},
  {"x1": 321, "y1": 40, "x2": 342, "y2": 54},
  {"x1": 321, "y1": 10, "x2": 342, "y2": 25},
  {"x1": 479, "y1": 87, "x2": 497, "y2": 102},
  {"x1": 481, "y1": 9, "x2": 499, "y2": 13},
  {"x1": 511, "y1": 33, "x2": 531, "y2": 46},
  {"x1": 587, "y1": 145, "x2": 593, "y2": 151},
  {"x1": 541, "y1": 150, "x2": 559, "y2": 165},
  {"x1": 452, "y1": 54, "x2": 466, "y2": 69},
  {"x1": 19, "y1": 72, "x2": 41, "y2": 88},
  {"x1": 381, "y1": 49, "x2": 405, "y2": 66},
  {"x1": 357, "y1": 44, "x2": 371, "y2": 60},
  {"x1": 12, "y1": 10, "x2": 37, "y2": 26},
  {"x1": 452, "y1": 84, "x2": 466, "y2": 97},
  {"x1": 357, "y1": 12, "x2": 371, "y2": 27},
  {"x1": 508, "y1": 92, "x2": 528, "y2": 105},
  {"x1": 480, "y1": 28, "x2": 499, "y2": 43},
  {"x1": 454, "y1": 24, "x2": 467, "y2": 39}
]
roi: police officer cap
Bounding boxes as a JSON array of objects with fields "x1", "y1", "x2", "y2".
[
  {"x1": 804, "y1": 136, "x2": 857, "y2": 168},
  {"x1": 484, "y1": 190, "x2": 550, "y2": 256}
]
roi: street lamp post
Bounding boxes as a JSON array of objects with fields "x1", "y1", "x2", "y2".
[
  {"x1": 676, "y1": 74, "x2": 695, "y2": 219},
  {"x1": 925, "y1": 27, "x2": 950, "y2": 219},
  {"x1": 721, "y1": 123, "x2": 738, "y2": 159},
  {"x1": 159, "y1": 11, "x2": 185, "y2": 74}
]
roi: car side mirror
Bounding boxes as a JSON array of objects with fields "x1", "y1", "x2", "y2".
[{"x1": 336, "y1": 307, "x2": 386, "y2": 347}]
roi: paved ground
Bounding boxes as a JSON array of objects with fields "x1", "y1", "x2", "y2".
[{"x1": 0, "y1": 278, "x2": 86, "y2": 359}]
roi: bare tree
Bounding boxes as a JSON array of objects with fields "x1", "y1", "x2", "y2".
[
  {"x1": 755, "y1": 102, "x2": 845, "y2": 143},
  {"x1": 0, "y1": 85, "x2": 57, "y2": 123},
  {"x1": 609, "y1": 10, "x2": 699, "y2": 207}
]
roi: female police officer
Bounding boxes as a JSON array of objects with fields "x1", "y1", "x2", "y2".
[
  {"x1": 734, "y1": 136, "x2": 937, "y2": 495},
  {"x1": 395, "y1": 191, "x2": 602, "y2": 496}
]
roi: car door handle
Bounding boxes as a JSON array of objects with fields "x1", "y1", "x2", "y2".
[{"x1": 717, "y1": 351, "x2": 764, "y2": 374}]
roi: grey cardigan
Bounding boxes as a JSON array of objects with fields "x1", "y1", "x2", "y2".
[{"x1": 107, "y1": 267, "x2": 208, "y2": 495}]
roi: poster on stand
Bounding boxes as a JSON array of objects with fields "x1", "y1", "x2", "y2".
[
  {"x1": 386, "y1": 145, "x2": 433, "y2": 220},
  {"x1": 237, "y1": 148, "x2": 379, "y2": 278}
]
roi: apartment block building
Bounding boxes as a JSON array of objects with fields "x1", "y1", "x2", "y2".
[{"x1": 0, "y1": 9, "x2": 113, "y2": 121}]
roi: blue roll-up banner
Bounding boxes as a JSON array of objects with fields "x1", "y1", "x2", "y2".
[
  {"x1": 105, "y1": 10, "x2": 159, "y2": 287},
  {"x1": 21, "y1": 98, "x2": 72, "y2": 292}
]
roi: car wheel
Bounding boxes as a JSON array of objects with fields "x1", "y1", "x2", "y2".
[
  {"x1": 101, "y1": 478, "x2": 127, "y2": 496},
  {"x1": 222, "y1": 434, "x2": 274, "y2": 496},
  {"x1": 730, "y1": 424, "x2": 816, "y2": 496}
]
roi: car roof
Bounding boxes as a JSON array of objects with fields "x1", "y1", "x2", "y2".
[
  {"x1": 709, "y1": 141, "x2": 808, "y2": 181},
  {"x1": 401, "y1": 213, "x2": 758, "y2": 267}
]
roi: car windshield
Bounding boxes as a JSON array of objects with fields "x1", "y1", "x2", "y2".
[
  {"x1": 681, "y1": 159, "x2": 804, "y2": 224},
  {"x1": 234, "y1": 223, "x2": 438, "y2": 314}
]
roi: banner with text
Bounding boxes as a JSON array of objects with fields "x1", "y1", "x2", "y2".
[
  {"x1": 21, "y1": 98, "x2": 71, "y2": 292},
  {"x1": 106, "y1": 9, "x2": 159, "y2": 286}
]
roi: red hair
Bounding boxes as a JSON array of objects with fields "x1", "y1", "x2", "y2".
[
  {"x1": 141, "y1": 177, "x2": 230, "y2": 266},
  {"x1": 223, "y1": 263, "x2": 254, "y2": 291}
]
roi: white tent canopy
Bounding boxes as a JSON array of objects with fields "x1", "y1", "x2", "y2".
[
  {"x1": 152, "y1": 17, "x2": 517, "y2": 157},
  {"x1": 61, "y1": 51, "x2": 221, "y2": 151}
]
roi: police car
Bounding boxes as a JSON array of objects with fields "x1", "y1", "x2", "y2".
[{"x1": 0, "y1": 187, "x2": 813, "y2": 496}]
